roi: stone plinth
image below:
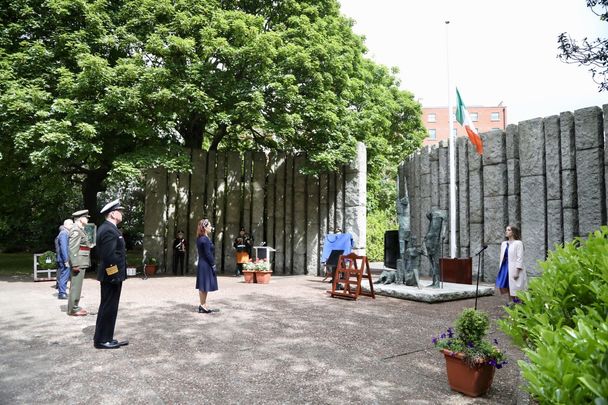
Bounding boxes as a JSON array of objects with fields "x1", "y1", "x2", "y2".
[{"x1": 361, "y1": 280, "x2": 494, "y2": 303}]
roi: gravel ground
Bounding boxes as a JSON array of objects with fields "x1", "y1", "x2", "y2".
[{"x1": 0, "y1": 273, "x2": 530, "y2": 404}]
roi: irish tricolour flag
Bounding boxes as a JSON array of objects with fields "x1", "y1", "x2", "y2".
[{"x1": 456, "y1": 88, "x2": 483, "y2": 155}]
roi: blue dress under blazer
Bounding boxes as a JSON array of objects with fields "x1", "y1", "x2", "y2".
[
  {"x1": 497, "y1": 240, "x2": 528, "y2": 296},
  {"x1": 196, "y1": 235, "x2": 218, "y2": 292}
]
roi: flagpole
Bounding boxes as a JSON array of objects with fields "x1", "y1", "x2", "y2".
[{"x1": 446, "y1": 20, "x2": 457, "y2": 258}]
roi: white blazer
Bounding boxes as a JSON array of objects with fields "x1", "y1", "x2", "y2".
[{"x1": 499, "y1": 240, "x2": 528, "y2": 296}]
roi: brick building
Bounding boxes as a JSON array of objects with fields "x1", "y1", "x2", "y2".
[{"x1": 421, "y1": 105, "x2": 507, "y2": 147}]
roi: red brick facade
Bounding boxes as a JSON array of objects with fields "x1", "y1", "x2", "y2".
[{"x1": 422, "y1": 106, "x2": 507, "y2": 147}]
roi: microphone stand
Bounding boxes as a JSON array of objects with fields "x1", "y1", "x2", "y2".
[{"x1": 474, "y1": 245, "x2": 488, "y2": 310}]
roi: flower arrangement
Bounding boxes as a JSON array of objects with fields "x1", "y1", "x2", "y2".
[
  {"x1": 243, "y1": 258, "x2": 271, "y2": 272},
  {"x1": 433, "y1": 308, "x2": 507, "y2": 369},
  {"x1": 144, "y1": 257, "x2": 158, "y2": 265}
]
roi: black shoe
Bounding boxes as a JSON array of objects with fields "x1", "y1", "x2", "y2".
[
  {"x1": 198, "y1": 305, "x2": 212, "y2": 313},
  {"x1": 94, "y1": 341, "x2": 121, "y2": 349},
  {"x1": 58, "y1": 293, "x2": 67, "y2": 300},
  {"x1": 111, "y1": 339, "x2": 129, "y2": 347}
]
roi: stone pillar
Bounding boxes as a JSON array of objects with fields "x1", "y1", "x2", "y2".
[
  {"x1": 205, "y1": 151, "x2": 217, "y2": 221},
  {"x1": 143, "y1": 168, "x2": 168, "y2": 270},
  {"x1": 574, "y1": 106, "x2": 606, "y2": 236},
  {"x1": 430, "y1": 146, "x2": 439, "y2": 211},
  {"x1": 519, "y1": 118, "x2": 546, "y2": 274},
  {"x1": 438, "y1": 141, "x2": 450, "y2": 257},
  {"x1": 223, "y1": 152, "x2": 241, "y2": 275},
  {"x1": 544, "y1": 115, "x2": 563, "y2": 249},
  {"x1": 411, "y1": 152, "x2": 421, "y2": 243},
  {"x1": 251, "y1": 152, "x2": 265, "y2": 247},
  {"x1": 468, "y1": 139, "x2": 484, "y2": 276},
  {"x1": 284, "y1": 156, "x2": 294, "y2": 274},
  {"x1": 560, "y1": 112, "x2": 578, "y2": 242},
  {"x1": 319, "y1": 172, "x2": 329, "y2": 275},
  {"x1": 306, "y1": 175, "x2": 320, "y2": 275},
  {"x1": 481, "y1": 130, "x2": 508, "y2": 281},
  {"x1": 604, "y1": 105, "x2": 608, "y2": 224},
  {"x1": 165, "y1": 172, "x2": 178, "y2": 273},
  {"x1": 344, "y1": 142, "x2": 367, "y2": 251},
  {"x1": 274, "y1": 153, "x2": 286, "y2": 274},
  {"x1": 189, "y1": 150, "x2": 207, "y2": 271},
  {"x1": 242, "y1": 151, "x2": 253, "y2": 233},
  {"x1": 214, "y1": 152, "x2": 226, "y2": 273},
  {"x1": 505, "y1": 124, "x2": 521, "y2": 228},
  {"x1": 265, "y1": 152, "x2": 277, "y2": 253},
  {"x1": 419, "y1": 147, "x2": 432, "y2": 275},
  {"x1": 328, "y1": 172, "x2": 336, "y2": 233},
  {"x1": 457, "y1": 137, "x2": 470, "y2": 257},
  {"x1": 292, "y1": 156, "x2": 307, "y2": 274},
  {"x1": 334, "y1": 170, "x2": 344, "y2": 232}
]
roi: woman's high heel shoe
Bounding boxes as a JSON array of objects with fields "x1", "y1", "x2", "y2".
[{"x1": 198, "y1": 305, "x2": 211, "y2": 313}]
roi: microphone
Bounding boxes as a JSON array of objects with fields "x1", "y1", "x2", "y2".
[{"x1": 475, "y1": 245, "x2": 489, "y2": 256}]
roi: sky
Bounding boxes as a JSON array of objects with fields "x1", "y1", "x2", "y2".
[{"x1": 338, "y1": 0, "x2": 607, "y2": 124}]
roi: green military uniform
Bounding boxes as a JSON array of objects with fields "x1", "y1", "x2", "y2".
[{"x1": 67, "y1": 218, "x2": 92, "y2": 315}]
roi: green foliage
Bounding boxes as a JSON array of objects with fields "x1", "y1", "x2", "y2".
[
  {"x1": 0, "y1": 253, "x2": 33, "y2": 276},
  {"x1": 499, "y1": 226, "x2": 608, "y2": 404},
  {"x1": 366, "y1": 208, "x2": 397, "y2": 261},
  {"x1": 433, "y1": 308, "x2": 507, "y2": 368}
]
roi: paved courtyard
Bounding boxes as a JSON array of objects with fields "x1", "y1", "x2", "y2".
[{"x1": 0, "y1": 273, "x2": 528, "y2": 404}]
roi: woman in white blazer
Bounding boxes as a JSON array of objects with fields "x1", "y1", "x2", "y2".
[{"x1": 495, "y1": 225, "x2": 528, "y2": 301}]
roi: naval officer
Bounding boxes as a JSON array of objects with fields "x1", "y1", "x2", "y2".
[{"x1": 93, "y1": 199, "x2": 129, "y2": 349}]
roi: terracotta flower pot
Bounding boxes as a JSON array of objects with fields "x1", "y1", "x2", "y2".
[
  {"x1": 441, "y1": 349, "x2": 496, "y2": 397},
  {"x1": 144, "y1": 264, "x2": 158, "y2": 276},
  {"x1": 243, "y1": 271, "x2": 256, "y2": 283},
  {"x1": 255, "y1": 271, "x2": 271, "y2": 284}
]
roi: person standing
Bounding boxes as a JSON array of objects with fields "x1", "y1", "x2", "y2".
[
  {"x1": 233, "y1": 227, "x2": 252, "y2": 277},
  {"x1": 496, "y1": 225, "x2": 528, "y2": 302},
  {"x1": 196, "y1": 219, "x2": 218, "y2": 313},
  {"x1": 93, "y1": 199, "x2": 129, "y2": 349},
  {"x1": 172, "y1": 230, "x2": 187, "y2": 275},
  {"x1": 55, "y1": 219, "x2": 73, "y2": 300},
  {"x1": 67, "y1": 210, "x2": 93, "y2": 316}
]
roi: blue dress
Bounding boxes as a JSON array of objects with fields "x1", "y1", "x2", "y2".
[
  {"x1": 496, "y1": 243, "x2": 509, "y2": 289},
  {"x1": 195, "y1": 236, "x2": 218, "y2": 292}
]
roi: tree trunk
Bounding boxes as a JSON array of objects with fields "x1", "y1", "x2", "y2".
[
  {"x1": 182, "y1": 115, "x2": 205, "y2": 149},
  {"x1": 210, "y1": 123, "x2": 227, "y2": 151},
  {"x1": 83, "y1": 168, "x2": 110, "y2": 223}
]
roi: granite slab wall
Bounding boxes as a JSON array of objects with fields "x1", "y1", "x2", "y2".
[
  {"x1": 143, "y1": 143, "x2": 367, "y2": 276},
  {"x1": 401, "y1": 105, "x2": 607, "y2": 280}
]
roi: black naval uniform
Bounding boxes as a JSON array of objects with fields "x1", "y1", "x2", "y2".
[{"x1": 93, "y1": 219, "x2": 127, "y2": 345}]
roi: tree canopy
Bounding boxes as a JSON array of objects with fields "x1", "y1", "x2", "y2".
[
  {"x1": 558, "y1": 0, "x2": 608, "y2": 92},
  {"x1": 0, "y1": 0, "x2": 424, "y2": 250}
]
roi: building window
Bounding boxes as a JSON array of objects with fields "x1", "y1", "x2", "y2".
[
  {"x1": 428, "y1": 129, "x2": 436, "y2": 140},
  {"x1": 491, "y1": 112, "x2": 500, "y2": 121},
  {"x1": 427, "y1": 113, "x2": 436, "y2": 123},
  {"x1": 470, "y1": 112, "x2": 478, "y2": 122}
]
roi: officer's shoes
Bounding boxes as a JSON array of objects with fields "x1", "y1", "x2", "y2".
[
  {"x1": 94, "y1": 341, "x2": 121, "y2": 349},
  {"x1": 58, "y1": 293, "x2": 67, "y2": 300}
]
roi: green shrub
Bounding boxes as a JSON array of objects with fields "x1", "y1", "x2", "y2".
[
  {"x1": 366, "y1": 208, "x2": 397, "y2": 261},
  {"x1": 499, "y1": 226, "x2": 608, "y2": 404}
]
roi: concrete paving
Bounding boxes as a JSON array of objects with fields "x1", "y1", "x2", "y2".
[{"x1": 0, "y1": 273, "x2": 529, "y2": 404}]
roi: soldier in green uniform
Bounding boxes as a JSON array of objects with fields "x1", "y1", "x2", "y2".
[{"x1": 67, "y1": 209, "x2": 93, "y2": 316}]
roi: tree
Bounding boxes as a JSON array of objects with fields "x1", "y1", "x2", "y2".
[
  {"x1": 558, "y1": 0, "x2": 608, "y2": 92},
  {"x1": 0, "y1": 0, "x2": 424, "y2": 249}
]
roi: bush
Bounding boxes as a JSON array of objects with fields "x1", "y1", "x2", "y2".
[
  {"x1": 366, "y1": 208, "x2": 397, "y2": 261},
  {"x1": 37, "y1": 251, "x2": 56, "y2": 269},
  {"x1": 499, "y1": 226, "x2": 608, "y2": 404}
]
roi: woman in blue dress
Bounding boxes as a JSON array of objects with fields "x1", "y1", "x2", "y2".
[
  {"x1": 496, "y1": 224, "x2": 527, "y2": 302},
  {"x1": 195, "y1": 218, "x2": 218, "y2": 313}
]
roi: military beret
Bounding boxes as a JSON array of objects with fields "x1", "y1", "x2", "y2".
[
  {"x1": 72, "y1": 209, "x2": 90, "y2": 218},
  {"x1": 100, "y1": 199, "x2": 125, "y2": 214}
]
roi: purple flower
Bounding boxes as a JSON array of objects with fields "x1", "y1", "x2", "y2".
[
  {"x1": 432, "y1": 337, "x2": 438, "y2": 345},
  {"x1": 488, "y1": 359, "x2": 496, "y2": 367},
  {"x1": 466, "y1": 341, "x2": 474, "y2": 348},
  {"x1": 496, "y1": 363, "x2": 503, "y2": 369},
  {"x1": 493, "y1": 338, "x2": 499, "y2": 345},
  {"x1": 440, "y1": 333, "x2": 446, "y2": 339},
  {"x1": 447, "y1": 327, "x2": 454, "y2": 338},
  {"x1": 512, "y1": 297, "x2": 522, "y2": 304}
]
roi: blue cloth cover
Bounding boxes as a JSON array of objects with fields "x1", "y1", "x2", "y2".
[{"x1": 321, "y1": 233, "x2": 353, "y2": 263}]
